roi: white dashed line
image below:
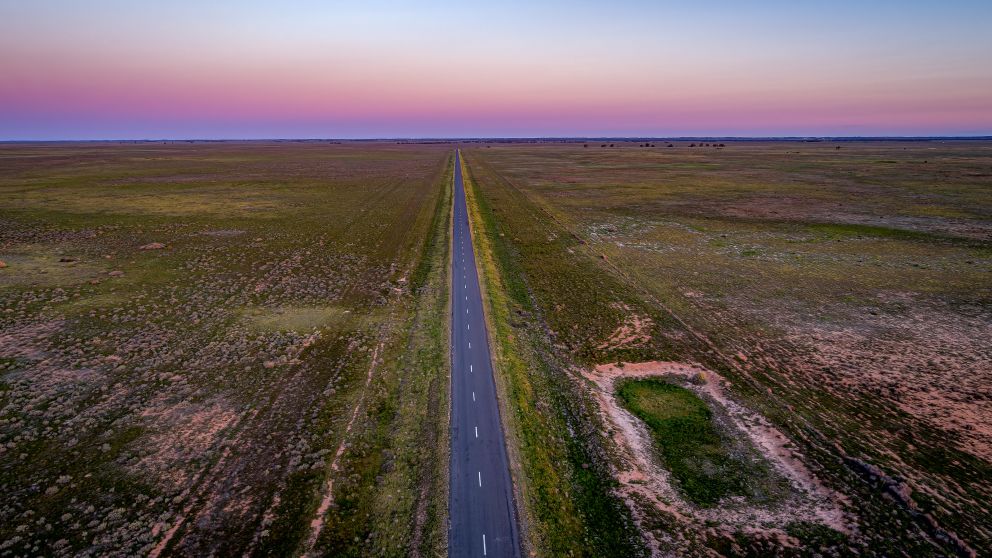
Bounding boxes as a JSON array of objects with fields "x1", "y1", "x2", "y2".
[
  {"x1": 472, "y1": 391, "x2": 475, "y2": 401},
  {"x1": 478, "y1": 471, "x2": 482, "y2": 487},
  {"x1": 475, "y1": 426, "x2": 478, "y2": 438},
  {"x1": 470, "y1": 364, "x2": 473, "y2": 372},
  {"x1": 483, "y1": 534, "x2": 487, "y2": 556}
]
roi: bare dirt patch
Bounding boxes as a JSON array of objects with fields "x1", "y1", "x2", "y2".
[
  {"x1": 134, "y1": 397, "x2": 240, "y2": 491},
  {"x1": 597, "y1": 305, "x2": 653, "y2": 350}
]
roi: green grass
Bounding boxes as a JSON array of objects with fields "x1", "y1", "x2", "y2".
[{"x1": 616, "y1": 378, "x2": 755, "y2": 507}]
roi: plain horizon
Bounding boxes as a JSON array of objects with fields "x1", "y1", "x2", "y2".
[
  {"x1": 3, "y1": 135, "x2": 992, "y2": 144},
  {"x1": 3, "y1": 0, "x2": 992, "y2": 140}
]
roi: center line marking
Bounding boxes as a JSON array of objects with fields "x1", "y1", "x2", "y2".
[
  {"x1": 478, "y1": 471, "x2": 482, "y2": 486},
  {"x1": 475, "y1": 426, "x2": 478, "y2": 438},
  {"x1": 472, "y1": 391, "x2": 475, "y2": 401},
  {"x1": 483, "y1": 534, "x2": 487, "y2": 556},
  {"x1": 468, "y1": 342, "x2": 471, "y2": 348}
]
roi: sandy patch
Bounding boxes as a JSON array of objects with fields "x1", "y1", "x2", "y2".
[
  {"x1": 134, "y1": 397, "x2": 240, "y2": 491},
  {"x1": 598, "y1": 305, "x2": 653, "y2": 350}
]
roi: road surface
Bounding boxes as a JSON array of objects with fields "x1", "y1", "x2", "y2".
[{"x1": 449, "y1": 150, "x2": 522, "y2": 558}]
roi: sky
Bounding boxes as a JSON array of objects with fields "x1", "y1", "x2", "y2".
[{"x1": 2, "y1": 0, "x2": 991, "y2": 139}]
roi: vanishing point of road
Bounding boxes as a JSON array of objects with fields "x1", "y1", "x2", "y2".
[{"x1": 449, "y1": 150, "x2": 522, "y2": 558}]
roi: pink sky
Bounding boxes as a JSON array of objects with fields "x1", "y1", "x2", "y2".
[{"x1": 2, "y1": 1, "x2": 991, "y2": 138}]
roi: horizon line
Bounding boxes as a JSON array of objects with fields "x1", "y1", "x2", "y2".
[{"x1": 4, "y1": 135, "x2": 992, "y2": 144}]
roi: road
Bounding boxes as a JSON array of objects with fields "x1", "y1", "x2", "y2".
[{"x1": 449, "y1": 150, "x2": 522, "y2": 558}]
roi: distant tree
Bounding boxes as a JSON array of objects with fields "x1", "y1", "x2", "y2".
[
  {"x1": 610, "y1": 143, "x2": 615, "y2": 147},
  {"x1": 689, "y1": 143, "x2": 696, "y2": 147},
  {"x1": 718, "y1": 143, "x2": 726, "y2": 147},
  {"x1": 667, "y1": 143, "x2": 674, "y2": 148},
  {"x1": 601, "y1": 144, "x2": 607, "y2": 147},
  {"x1": 584, "y1": 144, "x2": 588, "y2": 148}
]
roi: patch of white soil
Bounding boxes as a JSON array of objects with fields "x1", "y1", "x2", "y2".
[{"x1": 581, "y1": 361, "x2": 854, "y2": 556}]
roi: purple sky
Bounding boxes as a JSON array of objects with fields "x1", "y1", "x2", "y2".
[{"x1": 2, "y1": 0, "x2": 991, "y2": 139}]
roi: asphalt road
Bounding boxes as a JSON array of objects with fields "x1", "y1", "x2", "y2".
[{"x1": 448, "y1": 150, "x2": 522, "y2": 558}]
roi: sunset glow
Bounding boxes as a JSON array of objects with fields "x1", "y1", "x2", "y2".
[{"x1": 2, "y1": 0, "x2": 991, "y2": 139}]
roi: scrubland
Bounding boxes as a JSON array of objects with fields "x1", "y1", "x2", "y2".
[
  {"x1": 3, "y1": 139, "x2": 988, "y2": 557},
  {"x1": 0, "y1": 142, "x2": 451, "y2": 557},
  {"x1": 462, "y1": 141, "x2": 991, "y2": 557}
]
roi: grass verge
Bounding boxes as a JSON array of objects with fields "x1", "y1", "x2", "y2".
[{"x1": 461, "y1": 153, "x2": 645, "y2": 557}]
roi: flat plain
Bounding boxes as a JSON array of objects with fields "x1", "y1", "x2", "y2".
[
  {"x1": 2, "y1": 140, "x2": 990, "y2": 558},
  {"x1": 461, "y1": 140, "x2": 991, "y2": 557},
  {"x1": 0, "y1": 142, "x2": 452, "y2": 557}
]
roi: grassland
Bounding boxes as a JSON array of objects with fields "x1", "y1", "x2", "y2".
[
  {"x1": 462, "y1": 141, "x2": 991, "y2": 556},
  {"x1": 616, "y1": 377, "x2": 775, "y2": 508},
  {"x1": 0, "y1": 142, "x2": 452, "y2": 557},
  {"x1": 2, "y1": 139, "x2": 988, "y2": 557}
]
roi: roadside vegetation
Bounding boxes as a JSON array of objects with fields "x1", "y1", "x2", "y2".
[{"x1": 461, "y1": 156, "x2": 645, "y2": 557}]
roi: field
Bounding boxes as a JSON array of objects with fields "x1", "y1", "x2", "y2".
[
  {"x1": 2, "y1": 139, "x2": 989, "y2": 558},
  {"x1": 461, "y1": 141, "x2": 991, "y2": 556},
  {"x1": 0, "y1": 142, "x2": 452, "y2": 557}
]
